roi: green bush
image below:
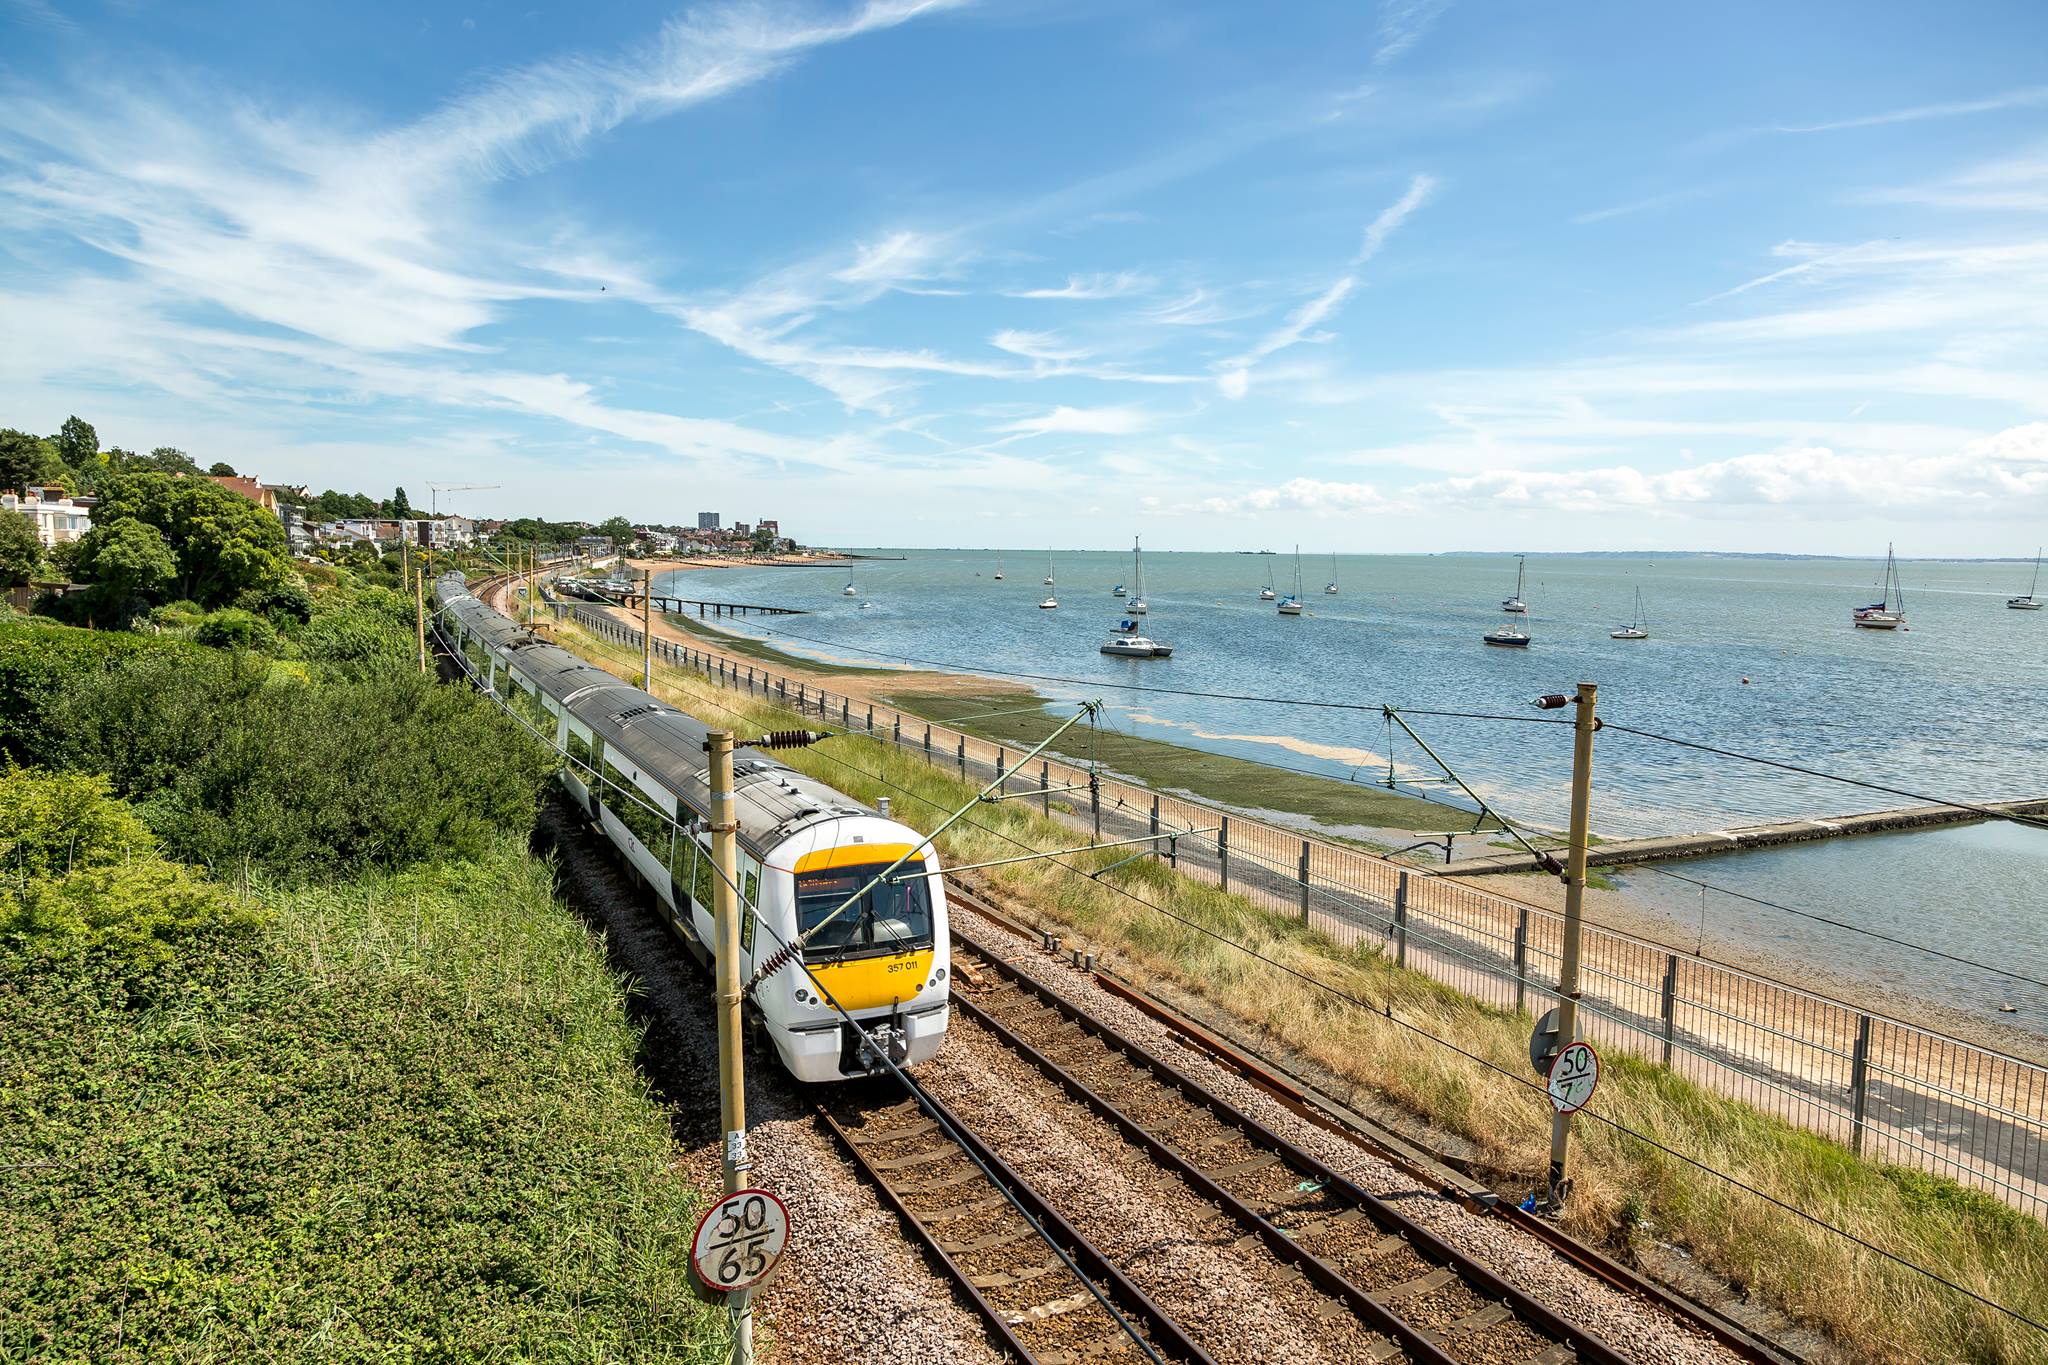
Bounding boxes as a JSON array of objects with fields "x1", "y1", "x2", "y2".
[
  {"x1": 0, "y1": 767, "x2": 261, "y2": 976},
  {"x1": 192, "y1": 606, "x2": 275, "y2": 652},
  {"x1": 0, "y1": 620, "x2": 194, "y2": 766},
  {"x1": 56, "y1": 653, "x2": 555, "y2": 879}
]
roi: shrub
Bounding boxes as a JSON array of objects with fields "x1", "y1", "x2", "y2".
[
  {"x1": 0, "y1": 620, "x2": 194, "y2": 765},
  {"x1": 239, "y1": 580, "x2": 314, "y2": 627},
  {"x1": 56, "y1": 657, "x2": 555, "y2": 880},
  {"x1": 193, "y1": 606, "x2": 276, "y2": 652},
  {"x1": 0, "y1": 766, "x2": 260, "y2": 975}
]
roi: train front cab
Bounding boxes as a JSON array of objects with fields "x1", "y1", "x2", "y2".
[{"x1": 754, "y1": 827, "x2": 950, "y2": 1083}]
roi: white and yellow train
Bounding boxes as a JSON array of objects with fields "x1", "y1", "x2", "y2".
[{"x1": 432, "y1": 571, "x2": 949, "y2": 1081}]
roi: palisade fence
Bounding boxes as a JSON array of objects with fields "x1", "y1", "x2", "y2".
[{"x1": 571, "y1": 604, "x2": 2048, "y2": 1219}]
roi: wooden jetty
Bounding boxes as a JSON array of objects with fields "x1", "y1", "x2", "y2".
[
  {"x1": 1437, "y1": 796, "x2": 2048, "y2": 876},
  {"x1": 599, "y1": 590, "x2": 806, "y2": 618}
]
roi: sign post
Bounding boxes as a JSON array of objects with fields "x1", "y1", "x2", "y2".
[
  {"x1": 1547, "y1": 1040, "x2": 1600, "y2": 1115},
  {"x1": 707, "y1": 728, "x2": 753, "y2": 1365}
]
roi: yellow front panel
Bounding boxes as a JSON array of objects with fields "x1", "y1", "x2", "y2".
[
  {"x1": 793, "y1": 843, "x2": 920, "y2": 874},
  {"x1": 804, "y1": 950, "x2": 934, "y2": 1012}
]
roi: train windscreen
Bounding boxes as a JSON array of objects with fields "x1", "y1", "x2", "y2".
[{"x1": 794, "y1": 864, "x2": 933, "y2": 960}]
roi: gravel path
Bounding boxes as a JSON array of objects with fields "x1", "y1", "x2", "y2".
[
  {"x1": 535, "y1": 801, "x2": 1002, "y2": 1365},
  {"x1": 949, "y1": 896, "x2": 1744, "y2": 1365}
]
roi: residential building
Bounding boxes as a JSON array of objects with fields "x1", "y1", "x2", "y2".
[
  {"x1": 757, "y1": 519, "x2": 779, "y2": 537},
  {"x1": 731, "y1": 521, "x2": 750, "y2": 536},
  {"x1": 3, "y1": 487, "x2": 96, "y2": 547},
  {"x1": 697, "y1": 511, "x2": 721, "y2": 530},
  {"x1": 206, "y1": 473, "x2": 280, "y2": 514}
]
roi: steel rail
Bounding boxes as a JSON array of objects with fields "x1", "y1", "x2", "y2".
[
  {"x1": 819, "y1": 1084, "x2": 1213, "y2": 1365},
  {"x1": 950, "y1": 922, "x2": 1642, "y2": 1365}
]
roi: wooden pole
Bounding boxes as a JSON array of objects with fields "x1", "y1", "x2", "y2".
[
  {"x1": 707, "y1": 728, "x2": 753, "y2": 1364},
  {"x1": 414, "y1": 569, "x2": 427, "y2": 674},
  {"x1": 1545, "y1": 681, "x2": 1598, "y2": 1208}
]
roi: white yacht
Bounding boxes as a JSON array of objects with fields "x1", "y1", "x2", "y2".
[
  {"x1": 993, "y1": 551, "x2": 1004, "y2": 581},
  {"x1": 1611, "y1": 587, "x2": 1649, "y2": 640},
  {"x1": 2009, "y1": 548, "x2": 2042, "y2": 609},
  {"x1": 1039, "y1": 568, "x2": 1058, "y2": 609},
  {"x1": 842, "y1": 580, "x2": 857, "y2": 596},
  {"x1": 1277, "y1": 546, "x2": 1305, "y2": 615},
  {"x1": 1101, "y1": 618, "x2": 1172, "y2": 657},
  {"x1": 1044, "y1": 551, "x2": 1055, "y2": 586},
  {"x1": 1324, "y1": 551, "x2": 1339, "y2": 595},
  {"x1": 1501, "y1": 555, "x2": 1528, "y2": 613},
  {"x1": 1853, "y1": 545, "x2": 1906, "y2": 629},
  {"x1": 1127, "y1": 537, "x2": 1149, "y2": 615},
  {"x1": 1112, "y1": 583, "x2": 1126, "y2": 597}
]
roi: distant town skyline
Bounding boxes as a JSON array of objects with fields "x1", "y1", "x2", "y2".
[{"x1": 3, "y1": 0, "x2": 2045, "y2": 556}]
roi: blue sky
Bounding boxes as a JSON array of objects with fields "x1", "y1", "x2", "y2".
[{"x1": 3, "y1": 0, "x2": 2045, "y2": 554}]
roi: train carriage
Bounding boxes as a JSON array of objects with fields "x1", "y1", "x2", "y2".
[{"x1": 431, "y1": 572, "x2": 948, "y2": 1081}]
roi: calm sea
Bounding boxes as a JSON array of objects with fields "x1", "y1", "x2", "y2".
[{"x1": 657, "y1": 549, "x2": 2048, "y2": 1030}]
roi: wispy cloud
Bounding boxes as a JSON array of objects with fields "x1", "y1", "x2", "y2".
[
  {"x1": 1572, "y1": 187, "x2": 1702, "y2": 225},
  {"x1": 989, "y1": 329, "x2": 1092, "y2": 362},
  {"x1": 1774, "y1": 85, "x2": 2048, "y2": 134},
  {"x1": 1215, "y1": 173, "x2": 1434, "y2": 397},
  {"x1": 1373, "y1": 0, "x2": 1452, "y2": 67},
  {"x1": 1196, "y1": 476, "x2": 1388, "y2": 514},
  {"x1": 999, "y1": 404, "x2": 1153, "y2": 436},
  {"x1": 1004, "y1": 270, "x2": 1155, "y2": 300}
]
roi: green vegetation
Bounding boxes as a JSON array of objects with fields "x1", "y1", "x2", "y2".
[
  {"x1": 0, "y1": 508, "x2": 41, "y2": 587},
  {"x1": 75, "y1": 469, "x2": 290, "y2": 609},
  {"x1": 2, "y1": 586, "x2": 723, "y2": 1360},
  {"x1": 1, "y1": 767, "x2": 723, "y2": 1361},
  {"x1": 565, "y1": 615, "x2": 2048, "y2": 1365},
  {"x1": 886, "y1": 686, "x2": 1464, "y2": 834}
]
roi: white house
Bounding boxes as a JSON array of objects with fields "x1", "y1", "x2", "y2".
[{"x1": 3, "y1": 487, "x2": 96, "y2": 547}]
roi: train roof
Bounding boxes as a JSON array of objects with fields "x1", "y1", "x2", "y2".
[{"x1": 433, "y1": 571, "x2": 877, "y2": 856}]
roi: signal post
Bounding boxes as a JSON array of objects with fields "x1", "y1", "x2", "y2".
[{"x1": 707, "y1": 728, "x2": 754, "y2": 1364}]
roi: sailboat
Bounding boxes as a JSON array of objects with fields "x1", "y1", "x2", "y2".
[
  {"x1": 1277, "y1": 546, "x2": 1305, "y2": 615},
  {"x1": 1043, "y1": 551, "x2": 1055, "y2": 586},
  {"x1": 1101, "y1": 614, "x2": 1172, "y2": 657},
  {"x1": 842, "y1": 579, "x2": 857, "y2": 596},
  {"x1": 1501, "y1": 555, "x2": 1528, "y2": 613},
  {"x1": 1610, "y1": 587, "x2": 1649, "y2": 640},
  {"x1": 1853, "y1": 545, "x2": 1907, "y2": 629},
  {"x1": 1324, "y1": 551, "x2": 1339, "y2": 595},
  {"x1": 993, "y1": 551, "x2": 1003, "y2": 581},
  {"x1": 2009, "y1": 548, "x2": 2042, "y2": 610},
  {"x1": 1112, "y1": 583, "x2": 1126, "y2": 597},
  {"x1": 1259, "y1": 560, "x2": 1276, "y2": 601},
  {"x1": 1039, "y1": 565, "x2": 1058, "y2": 608},
  {"x1": 1128, "y1": 537, "x2": 1149, "y2": 615}
]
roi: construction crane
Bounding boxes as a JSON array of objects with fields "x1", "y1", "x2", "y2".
[{"x1": 427, "y1": 482, "x2": 498, "y2": 516}]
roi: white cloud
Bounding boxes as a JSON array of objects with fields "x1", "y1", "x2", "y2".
[
  {"x1": 1774, "y1": 86, "x2": 2048, "y2": 134},
  {"x1": 1412, "y1": 424, "x2": 2048, "y2": 513},
  {"x1": 1373, "y1": 0, "x2": 1452, "y2": 67},
  {"x1": 989, "y1": 329, "x2": 1092, "y2": 362},
  {"x1": 999, "y1": 404, "x2": 1153, "y2": 436},
  {"x1": 1005, "y1": 270, "x2": 1154, "y2": 300},
  {"x1": 1354, "y1": 173, "x2": 1436, "y2": 264},
  {"x1": 1197, "y1": 476, "x2": 1389, "y2": 515}
]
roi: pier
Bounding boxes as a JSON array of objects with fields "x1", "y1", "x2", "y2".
[
  {"x1": 1436, "y1": 796, "x2": 2048, "y2": 876},
  {"x1": 604, "y1": 590, "x2": 807, "y2": 618}
]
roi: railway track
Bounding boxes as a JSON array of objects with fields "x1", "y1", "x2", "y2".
[
  {"x1": 819, "y1": 1083, "x2": 1213, "y2": 1365},
  {"x1": 937, "y1": 916, "x2": 1643, "y2": 1365}
]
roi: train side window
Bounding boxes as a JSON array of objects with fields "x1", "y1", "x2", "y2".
[
  {"x1": 669, "y1": 831, "x2": 696, "y2": 892},
  {"x1": 692, "y1": 834, "x2": 718, "y2": 911},
  {"x1": 566, "y1": 727, "x2": 593, "y2": 772}
]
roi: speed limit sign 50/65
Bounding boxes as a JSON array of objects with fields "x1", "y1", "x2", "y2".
[
  {"x1": 690, "y1": 1189, "x2": 791, "y2": 1294},
  {"x1": 1546, "y1": 1040, "x2": 1600, "y2": 1114}
]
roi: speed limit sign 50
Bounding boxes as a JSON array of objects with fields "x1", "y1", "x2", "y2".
[
  {"x1": 1546, "y1": 1040, "x2": 1600, "y2": 1114},
  {"x1": 690, "y1": 1189, "x2": 791, "y2": 1294}
]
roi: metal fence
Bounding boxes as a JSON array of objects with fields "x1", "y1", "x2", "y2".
[{"x1": 573, "y1": 605, "x2": 2048, "y2": 1219}]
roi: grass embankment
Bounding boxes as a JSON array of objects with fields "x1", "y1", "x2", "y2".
[
  {"x1": 560, "y1": 616, "x2": 2048, "y2": 1365},
  {"x1": 889, "y1": 686, "x2": 1471, "y2": 836}
]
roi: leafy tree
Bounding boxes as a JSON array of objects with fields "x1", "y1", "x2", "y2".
[
  {"x1": 389, "y1": 486, "x2": 414, "y2": 519},
  {"x1": 207, "y1": 461, "x2": 237, "y2": 477},
  {"x1": 54, "y1": 416, "x2": 97, "y2": 473},
  {"x1": 71, "y1": 518, "x2": 176, "y2": 605},
  {"x1": 0, "y1": 512, "x2": 41, "y2": 588},
  {"x1": 80, "y1": 471, "x2": 289, "y2": 608},
  {"x1": 597, "y1": 516, "x2": 635, "y2": 545},
  {"x1": 749, "y1": 527, "x2": 774, "y2": 552},
  {"x1": 143, "y1": 447, "x2": 201, "y2": 476},
  {"x1": 0, "y1": 429, "x2": 67, "y2": 495}
]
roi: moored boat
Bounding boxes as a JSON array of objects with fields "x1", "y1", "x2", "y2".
[{"x1": 2010, "y1": 548, "x2": 2042, "y2": 609}]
